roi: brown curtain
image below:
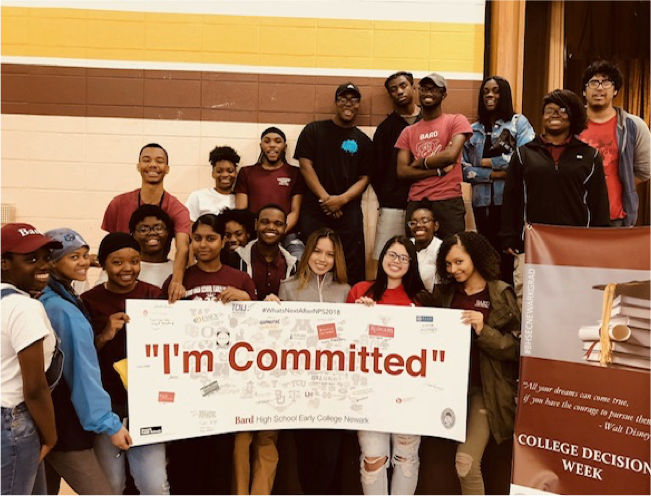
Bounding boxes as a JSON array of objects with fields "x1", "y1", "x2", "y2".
[{"x1": 564, "y1": 1, "x2": 650, "y2": 226}]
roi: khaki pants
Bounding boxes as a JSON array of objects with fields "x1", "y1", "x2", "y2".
[
  {"x1": 456, "y1": 388, "x2": 491, "y2": 495},
  {"x1": 232, "y1": 430, "x2": 279, "y2": 495}
]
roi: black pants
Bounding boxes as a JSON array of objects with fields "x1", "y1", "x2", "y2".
[
  {"x1": 294, "y1": 429, "x2": 343, "y2": 495},
  {"x1": 167, "y1": 434, "x2": 234, "y2": 495},
  {"x1": 407, "y1": 196, "x2": 466, "y2": 241},
  {"x1": 299, "y1": 202, "x2": 365, "y2": 285},
  {"x1": 473, "y1": 205, "x2": 513, "y2": 285}
]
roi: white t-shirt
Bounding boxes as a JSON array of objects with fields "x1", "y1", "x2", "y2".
[
  {"x1": 1, "y1": 283, "x2": 56, "y2": 408},
  {"x1": 185, "y1": 188, "x2": 235, "y2": 221},
  {"x1": 412, "y1": 237, "x2": 443, "y2": 292},
  {"x1": 95, "y1": 260, "x2": 175, "y2": 289}
]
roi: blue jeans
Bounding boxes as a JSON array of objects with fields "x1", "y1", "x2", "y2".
[
  {"x1": 1, "y1": 404, "x2": 42, "y2": 495},
  {"x1": 94, "y1": 432, "x2": 170, "y2": 495}
]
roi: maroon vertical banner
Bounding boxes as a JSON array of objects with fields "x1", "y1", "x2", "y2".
[{"x1": 511, "y1": 224, "x2": 650, "y2": 494}]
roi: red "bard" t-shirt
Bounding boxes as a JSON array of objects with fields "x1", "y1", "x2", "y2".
[
  {"x1": 579, "y1": 116, "x2": 624, "y2": 220},
  {"x1": 395, "y1": 113, "x2": 472, "y2": 202}
]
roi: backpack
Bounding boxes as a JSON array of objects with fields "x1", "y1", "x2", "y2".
[{"x1": 1, "y1": 287, "x2": 64, "y2": 390}]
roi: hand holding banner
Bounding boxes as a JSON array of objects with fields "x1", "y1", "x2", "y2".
[{"x1": 126, "y1": 300, "x2": 470, "y2": 446}]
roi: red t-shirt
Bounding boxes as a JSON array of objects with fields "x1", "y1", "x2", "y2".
[
  {"x1": 101, "y1": 189, "x2": 192, "y2": 235},
  {"x1": 580, "y1": 116, "x2": 624, "y2": 220},
  {"x1": 81, "y1": 281, "x2": 163, "y2": 407},
  {"x1": 251, "y1": 245, "x2": 287, "y2": 301},
  {"x1": 450, "y1": 286, "x2": 491, "y2": 387},
  {"x1": 395, "y1": 113, "x2": 472, "y2": 201},
  {"x1": 234, "y1": 162, "x2": 305, "y2": 216},
  {"x1": 162, "y1": 264, "x2": 256, "y2": 301},
  {"x1": 346, "y1": 281, "x2": 416, "y2": 306}
]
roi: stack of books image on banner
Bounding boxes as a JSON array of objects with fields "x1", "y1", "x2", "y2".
[{"x1": 579, "y1": 281, "x2": 650, "y2": 371}]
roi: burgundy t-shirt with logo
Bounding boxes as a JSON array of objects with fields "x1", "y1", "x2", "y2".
[
  {"x1": 162, "y1": 264, "x2": 256, "y2": 301},
  {"x1": 234, "y1": 163, "x2": 305, "y2": 216}
]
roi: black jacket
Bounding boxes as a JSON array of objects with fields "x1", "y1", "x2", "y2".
[
  {"x1": 500, "y1": 136, "x2": 610, "y2": 251},
  {"x1": 371, "y1": 110, "x2": 421, "y2": 209}
]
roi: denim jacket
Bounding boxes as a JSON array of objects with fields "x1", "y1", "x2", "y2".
[{"x1": 462, "y1": 114, "x2": 535, "y2": 207}]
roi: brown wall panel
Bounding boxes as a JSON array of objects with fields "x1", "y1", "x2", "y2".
[
  {"x1": 144, "y1": 78, "x2": 202, "y2": 108},
  {"x1": 87, "y1": 77, "x2": 144, "y2": 106},
  {"x1": 201, "y1": 79, "x2": 260, "y2": 111},
  {"x1": 1, "y1": 63, "x2": 480, "y2": 125}
]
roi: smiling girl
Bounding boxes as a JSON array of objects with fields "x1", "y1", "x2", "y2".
[
  {"x1": 40, "y1": 229, "x2": 130, "y2": 495},
  {"x1": 265, "y1": 228, "x2": 349, "y2": 495},
  {"x1": 80, "y1": 232, "x2": 168, "y2": 495},
  {"x1": 433, "y1": 231, "x2": 520, "y2": 495},
  {"x1": 346, "y1": 236, "x2": 430, "y2": 495}
]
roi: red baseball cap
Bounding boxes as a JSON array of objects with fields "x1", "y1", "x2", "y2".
[{"x1": 1, "y1": 223, "x2": 63, "y2": 256}]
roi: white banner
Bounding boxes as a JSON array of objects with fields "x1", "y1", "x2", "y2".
[{"x1": 126, "y1": 300, "x2": 470, "y2": 446}]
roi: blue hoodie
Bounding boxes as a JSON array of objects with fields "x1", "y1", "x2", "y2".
[{"x1": 40, "y1": 277, "x2": 122, "y2": 441}]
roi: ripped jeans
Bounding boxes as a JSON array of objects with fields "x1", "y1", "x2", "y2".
[
  {"x1": 456, "y1": 387, "x2": 491, "y2": 495},
  {"x1": 357, "y1": 431, "x2": 421, "y2": 495}
]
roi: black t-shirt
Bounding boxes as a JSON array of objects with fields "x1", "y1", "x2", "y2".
[{"x1": 294, "y1": 119, "x2": 372, "y2": 208}]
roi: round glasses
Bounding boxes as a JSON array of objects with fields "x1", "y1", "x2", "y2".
[
  {"x1": 384, "y1": 251, "x2": 411, "y2": 264},
  {"x1": 135, "y1": 224, "x2": 167, "y2": 235},
  {"x1": 407, "y1": 218, "x2": 434, "y2": 229}
]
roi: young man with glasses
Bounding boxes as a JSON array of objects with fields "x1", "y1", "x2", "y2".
[
  {"x1": 500, "y1": 89, "x2": 610, "y2": 306},
  {"x1": 396, "y1": 72, "x2": 473, "y2": 239},
  {"x1": 294, "y1": 82, "x2": 372, "y2": 284},
  {"x1": 578, "y1": 60, "x2": 650, "y2": 226},
  {"x1": 369, "y1": 71, "x2": 422, "y2": 278}
]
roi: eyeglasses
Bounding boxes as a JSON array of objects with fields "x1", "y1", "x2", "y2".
[
  {"x1": 135, "y1": 224, "x2": 167, "y2": 235},
  {"x1": 586, "y1": 79, "x2": 614, "y2": 89},
  {"x1": 336, "y1": 96, "x2": 360, "y2": 106},
  {"x1": 418, "y1": 86, "x2": 441, "y2": 95},
  {"x1": 384, "y1": 251, "x2": 411, "y2": 264},
  {"x1": 543, "y1": 107, "x2": 569, "y2": 118},
  {"x1": 407, "y1": 218, "x2": 434, "y2": 229}
]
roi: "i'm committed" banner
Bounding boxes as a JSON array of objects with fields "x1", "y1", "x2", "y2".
[{"x1": 126, "y1": 300, "x2": 470, "y2": 446}]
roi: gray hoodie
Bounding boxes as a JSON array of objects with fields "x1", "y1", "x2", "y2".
[{"x1": 279, "y1": 272, "x2": 350, "y2": 303}]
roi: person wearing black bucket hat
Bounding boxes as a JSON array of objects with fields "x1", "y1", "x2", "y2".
[
  {"x1": 81, "y1": 233, "x2": 169, "y2": 495},
  {"x1": 294, "y1": 82, "x2": 372, "y2": 285},
  {"x1": 235, "y1": 126, "x2": 306, "y2": 259},
  {"x1": 1, "y1": 223, "x2": 61, "y2": 495}
]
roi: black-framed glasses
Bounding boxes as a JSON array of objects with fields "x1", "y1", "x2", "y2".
[
  {"x1": 135, "y1": 224, "x2": 167, "y2": 235},
  {"x1": 385, "y1": 251, "x2": 410, "y2": 264},
  {"x1": 543, "y1": 107, "x2": 569, "y2": 118},
  {"x1": 407, "y1": 218, "x2": 434, "y2": 229},
  {"x1": 418, "y1": 85, "x2": 441, "y2": 95},
  {"x1": 336, "y1": 96, "x2": 360, "y2": 106},
  {"x1": 586, "y1": 79, "x2": 614, "y2": 89}
]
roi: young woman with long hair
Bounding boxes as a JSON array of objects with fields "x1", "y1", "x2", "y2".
[
  {"x1": 433, "y1": 231, "x2": 520, "y2": 495},
  {"x1": 346, "y1": 235, "x2": 429, "y2": 495},
  {"x1": 265, "y1": 227, "x2": 349, "y2": 495}
]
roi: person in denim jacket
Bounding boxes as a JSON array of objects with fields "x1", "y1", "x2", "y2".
[{"x1": 462, "y1": 76, "x2": 535, "y2": 283}]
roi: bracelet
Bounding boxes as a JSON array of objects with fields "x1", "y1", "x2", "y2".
[
  {"x1": 422, "y1": 156, "x2": 429, "y2": 170},
  {"x1": 436, "y1": 168, "x2": 442, "y2": 177}
]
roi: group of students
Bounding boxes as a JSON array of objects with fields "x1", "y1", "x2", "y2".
[{"x1": 2, "y1": 58, "x2": 649, "y2": 496}]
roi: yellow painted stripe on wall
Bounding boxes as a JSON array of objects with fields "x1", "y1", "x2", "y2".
[{"x1": 1, "y1": 6, "x2": 484, "y2": 74}]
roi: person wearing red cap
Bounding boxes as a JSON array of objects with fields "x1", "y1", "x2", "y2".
[{"x1": 1, "y1": 223, "x2": 62, "y2": 495}]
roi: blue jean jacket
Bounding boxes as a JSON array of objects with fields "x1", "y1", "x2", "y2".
[{"x1": 462, "y1": 115, "x2": 535, "y2": 207}]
